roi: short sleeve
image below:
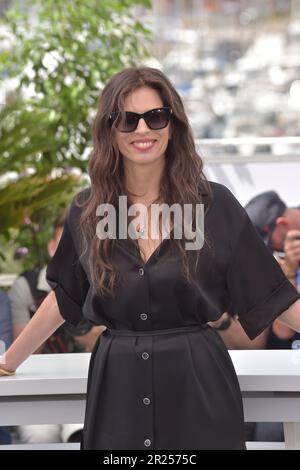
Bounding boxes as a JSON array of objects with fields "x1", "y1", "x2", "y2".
[
  {"x1": 224, "y1": 189, "x2": 300, "y2": 340},
  {"x1": 46, "y1": 205, "x2": 90, "y2": 327}
]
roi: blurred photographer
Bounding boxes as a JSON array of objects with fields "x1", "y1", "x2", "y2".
[
  {"x1": 245, "y1": 191, "x2": 300, "y2": 350},
  {"x1": 246, "y1": 191, "x2": 300, "y2": 291},
  {"x1": 210, "y1": 192, "x2": 300, "y2": 348}
]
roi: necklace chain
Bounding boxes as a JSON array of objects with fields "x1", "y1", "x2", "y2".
[{"x1": 134, "y1": 196, "x2": 161, "y2": 239}]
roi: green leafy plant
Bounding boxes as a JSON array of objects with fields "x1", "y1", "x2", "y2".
[{"x1": 0, "y1": 0, "x2": 152, "y2": 270}]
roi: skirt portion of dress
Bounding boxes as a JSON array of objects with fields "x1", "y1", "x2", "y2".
[{"x1": 81, "y1": 324, "x2": 246, "y2": 450}]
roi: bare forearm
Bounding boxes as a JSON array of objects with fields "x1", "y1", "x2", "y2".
[
  {"x1": 2, "y1": 290, "x2": 65, "y2": 371},
  {"x1": 219, "y1": 320, "x2": 269, "y2": 349},
  {"x1": 277, "y1": 298, "x2": 300, "y2": 333}
]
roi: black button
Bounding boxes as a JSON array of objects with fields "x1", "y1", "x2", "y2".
[
  {"x1": 142, "y1": 352, "x2": 149, "y2": 360},
  {"x1": 139, "y1": 268, "x2": 145, "y2": 276},
  {"x1": 140, "y1": 313, "x2": 148, "y2": 321}
]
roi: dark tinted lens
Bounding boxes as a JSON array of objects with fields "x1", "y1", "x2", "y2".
[
  {"x1": 111, "y1": 108, "x2": 171, "y2": 132},
  {"x1": 116, "y1": 112, "x2": 138, "y2": 132},
  {"x1": 144, "y1": 108, "x2": 170, "y2": 130}
]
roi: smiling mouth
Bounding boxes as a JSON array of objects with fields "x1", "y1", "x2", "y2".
[{"x1": 131, "y1": 139, "x2": 157, "y2": 150}]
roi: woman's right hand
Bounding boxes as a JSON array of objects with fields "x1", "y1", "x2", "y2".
[
  {"x1": 0, "y1": 365, "x2": 15, "y2": 376},
  {"x1": 0, "y1": 290, "x2": 65, "y2": 378}
]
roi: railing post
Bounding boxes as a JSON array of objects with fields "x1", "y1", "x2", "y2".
[{"x1": 283, "y1": 422, "x2": 300, "y2": 450}]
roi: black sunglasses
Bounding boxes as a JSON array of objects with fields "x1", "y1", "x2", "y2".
[{"x1": 109, "y1": 107, "x2": 172, "y2": 133}]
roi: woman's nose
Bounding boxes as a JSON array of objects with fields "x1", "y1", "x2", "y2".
[{"x1": 135, "y1": 117, "x2": 150, "y2": 133}]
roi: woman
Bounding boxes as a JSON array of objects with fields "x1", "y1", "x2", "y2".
[{"x1": 1, "y1": 67, "x2": 300, "y2": 450}]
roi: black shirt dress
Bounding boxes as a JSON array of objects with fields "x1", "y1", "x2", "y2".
[{"x1": 46, "y1": 181, "x2": 300, "y2": 450}]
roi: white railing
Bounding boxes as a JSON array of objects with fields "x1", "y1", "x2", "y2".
[
  {"x1": 198, "y1": 137, "x2": 300, "y2": 146},
  {"x1": 1, "y1": 351, "x2": 300, "y2": 450},
  {"x1": 196, "y1": 136, "x2": 300, "y2": 164}
]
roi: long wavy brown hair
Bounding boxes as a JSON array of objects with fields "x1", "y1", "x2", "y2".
[{"x1": 78, "y1": 67, "x2": 213, "y2": 297}]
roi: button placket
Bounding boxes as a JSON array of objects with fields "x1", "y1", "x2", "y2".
[
  {"x1": 144, "y1": 438, "x2": 151, "y2": 447},
  {"x1": 139, "y1": 267, "x2": 145, "y2": 276},
  {"x1": 136, "y1": 266, "x2": 154, "y2": 448},
  {"x1": 137, "y1": 335, "x2": 153, "y2": 449}
]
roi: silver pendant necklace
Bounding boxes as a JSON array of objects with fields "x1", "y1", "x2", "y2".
[
  {"x1": 135, "y1": 196, "x2": 160, "y2": 239},
  {"x1": 136, "y1": 224, "x2": 145, "y2": 239},
  {"x1": 136, "y1": 206, "x2": 150, "y2": 239}
]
